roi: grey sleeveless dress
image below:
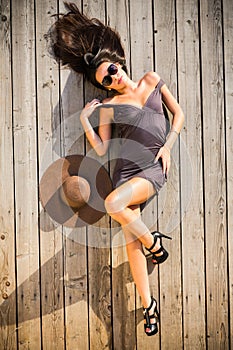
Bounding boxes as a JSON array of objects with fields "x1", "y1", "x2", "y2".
[{"x1": 99, "y1": 79, "x2": 169, "y2": 202}]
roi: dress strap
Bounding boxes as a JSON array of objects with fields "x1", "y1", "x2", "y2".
[{"x1": 156, "y1": 79, "x2": 165, "y2": 91}]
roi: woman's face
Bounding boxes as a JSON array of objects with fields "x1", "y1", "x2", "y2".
[{"x1": 95, "y1": 62, "x2": 126, "y2": 90}]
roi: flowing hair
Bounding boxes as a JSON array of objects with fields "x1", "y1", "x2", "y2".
[{"x1": 46, "y1": 2, "x2": 127, "y2": 89}]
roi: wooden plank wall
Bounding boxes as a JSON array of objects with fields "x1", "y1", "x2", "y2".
[{"x1": 0, "y1": 0, "x2": 232, "y2": 349}]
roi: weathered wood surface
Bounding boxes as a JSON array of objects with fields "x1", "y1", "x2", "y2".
[
  {"x1": 200, "y1": 1, "x2": 228, "y2": 348},
  {"x1": 11, "y1": 0, "x2": 41, "y2": 348},
  {"x1": 177, "y1": 1, "x2": 206, "y2": 348},
  {"x1": 0, "y1": 0, "x2": 16, "y2": 349},
  {"x1": 0, "y1": 0, "x2": 232, "y2": 349},
  {"x1": 224, "y1": 0, "x2": 233, "y2": 346}
]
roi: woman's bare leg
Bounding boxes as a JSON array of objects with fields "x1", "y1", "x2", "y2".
[
  {"x1": 107, "y1": 180, "x2": 160, "y2": 334},
  {"x1": 122, "y1": 205, "x2": 151, "y2": 307},
  {"x1": 105, "y1": 177, "x2": 158, "y2": 250},
  {"x1": 122, "y1": 206, "x2": 158, "y2": 335}
]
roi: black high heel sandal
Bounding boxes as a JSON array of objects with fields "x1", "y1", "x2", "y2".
[
  {"x1": 146, "y1": 231, "x2": 172, "y2": 265},
  {"x1": 143, "y1": 297, "x2": 159, "y2": 336}
]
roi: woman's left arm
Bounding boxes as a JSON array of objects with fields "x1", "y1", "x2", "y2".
[{"x1": 155, "y1": 84, "x2": 185, "y2": 175}]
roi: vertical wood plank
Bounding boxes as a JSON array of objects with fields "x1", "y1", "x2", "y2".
[
  {"x1": 57, "y1": 1, "x2": 89, "y2": 349},
  {"x1": 200, "y1": 0, "x2": 229, "y2": 347},
  {"x1": 153, "y1": 0, "x2": 183, "y2": 348},
  {"x1": 36, "y1": 0, "x2": 66, "y2": 348},
  {"x1": 128, "y1": 0, "x2": 161, "y2": 348},
  {"x1": 223, "y1": 0, "x2": 233, "y2": 345},
  {"x1": 83, "y1": 1, "x2": 112, "y2": 349},
  {"x1": 61, "y1": 73, "x2": 89, "y2": 349},
  {"x1": 58, "y1": 2, "x2": 89, "y2": 349},
  {"x1": 11, "y1": 0, "x2": 41, "y2": 347},
  {"x1": 107, "y1": 1, "x2": 138, "y2": 349},
  {"x1": 106, "y1": 0, "x2": 131, "y2": 72},
  {"x1": 177, "y1": 1, "x2": 206, "y2": 348},
  {"x1": 0, "y1": 0, "x2": 17, "y2": 348},
  {"x1": 130, "y1": 0, "x2": 154, "y2": 80}
]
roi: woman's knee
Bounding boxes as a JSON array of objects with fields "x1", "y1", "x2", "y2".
[{"x1": 104, "y1": 192, "x2": 122, "y2": 216}]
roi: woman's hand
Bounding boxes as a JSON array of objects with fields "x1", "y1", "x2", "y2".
[
  {"x1": 80, "y1": 99, "x2": 102, "y2": 120},
  {"x1": 155, "y1": 145, "x2": 171, "y2": 176}
]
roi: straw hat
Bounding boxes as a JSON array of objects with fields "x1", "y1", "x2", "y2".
[{"x1": 40, "y1": 155, "x2": 112, "y2": 227}]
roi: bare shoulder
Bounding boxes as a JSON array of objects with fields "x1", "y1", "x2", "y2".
[
  {"x1": 142, "y1": 71, "x2": 161, "y2": 87},
  {"x1": 99, "y1": 97, "x2": 114, "y2": 121}
]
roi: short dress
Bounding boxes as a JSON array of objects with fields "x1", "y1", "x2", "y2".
[{"x1": 99, "y1": 79, "x2": 169, "y2": 205}]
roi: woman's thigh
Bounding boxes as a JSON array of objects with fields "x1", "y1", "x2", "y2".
[{"x1": 105, "y1": 177, "x2": 156, "y2": 212}]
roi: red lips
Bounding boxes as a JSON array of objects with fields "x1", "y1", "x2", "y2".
[{"x1": 118, "y1": 76, "x2": 123, "y2": 84}]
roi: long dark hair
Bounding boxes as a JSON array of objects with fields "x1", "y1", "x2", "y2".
[{"x1": 46, "y1": 2, "x2": 127, "y2": 89}]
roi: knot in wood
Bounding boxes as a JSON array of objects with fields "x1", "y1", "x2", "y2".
[{"x1": 2, "y1": 293, "x2": 8, "y2": 299}]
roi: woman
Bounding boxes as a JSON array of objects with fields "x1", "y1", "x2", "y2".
[{"x1": 49, "y1": 2, "x2": 184, "y2": 336}]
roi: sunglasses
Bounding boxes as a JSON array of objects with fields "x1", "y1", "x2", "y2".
[{"x1": 101, "y1": 64, "x2": 118, "y2": 87}]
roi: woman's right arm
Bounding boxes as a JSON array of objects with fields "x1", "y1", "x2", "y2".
[{"x1": 80, "y1": 99, "x2": 112, "y2": 156}]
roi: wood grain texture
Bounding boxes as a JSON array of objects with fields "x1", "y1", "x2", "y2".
[
  {"x1": 11, "y1": 0, "x2": 41, "y2": 347},
  {"x1": 200, "y1": 0, "x2": 229, "y2": 348},
  {"x1": 129, "y1": 1, "x2": 160, "y2": 348},
  {"x1": 36, "y1": 0, "x2": 66, "y2": 348},
  {"x1": 177, "y1": 1, "x2": 206, "y2": 348},
  {"x1": 129, "y1": 0, "x2": 154, "y2": 80},
  {"x1": 0, "y1": 0, "x2": 17, "y2": 348},
  {"x1": 83, "y1": 2, "x2": 112, "y2": 349},
  {"x1": 153, "y1": 0, "x2": 183, "y2": 348},
  {"x1": 106, "y1": 1, "x2": 138, "y2": 348},
  {"x1": 55, "y1": 1, "x2": 91, "y2": 349},
  {"x1": 223, "y1": 0, "x2": 233, "y2": 346}
]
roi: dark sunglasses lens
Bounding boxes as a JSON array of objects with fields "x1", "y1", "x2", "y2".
[
  {"x1": 102, "y1": 75, "x2": 113, "y2": 87},
  {"x1": 102, "y1": 64, "x2": 118, "y2": 86},
  {"x1": 108, "y1": 64, "x2": 118, "y2": 75}
]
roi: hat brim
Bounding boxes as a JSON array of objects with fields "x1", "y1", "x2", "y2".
[{"x1": 40, "y1": 155, "x2": 112, "y2": 227}]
